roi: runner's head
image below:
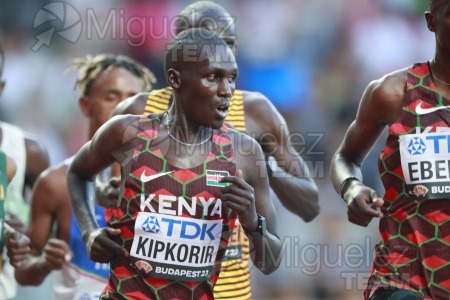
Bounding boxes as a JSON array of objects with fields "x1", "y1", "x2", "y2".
[
  {"x1": 425, "y1": 0, "x2": 450, "y2": 34},
  {"x1": 428, "y1": 0, "x2": 449, "y2": 20},
  {"x1": 175, "y1": 1, "x2": 237, "y2": 55},
  {"x1": 425, "y1": 0, "x2": 450, "y2": 56},
  {"x1": 165, "y1": 28, "x2": 238, "y2": 129},
  {"x1": 68, "y1": 54, "x2": 156, "y2": 133}
]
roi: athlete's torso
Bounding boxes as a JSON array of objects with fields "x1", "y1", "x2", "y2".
[
  {"x1": 368, "y1": 62, "x2": 450, "y2": 300},
  {"x1": 144, "y1": 88, "x2": 252, "y2": 299},
  {"x1": 103, "y1": 113, "x2": 237, "y2": 300}
]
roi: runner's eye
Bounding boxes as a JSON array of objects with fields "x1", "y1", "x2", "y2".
[
  {"x1": 105, "y1": 93, "x2": 119, "y2": 102},
  {"x1": 207, "y1": 74, "x2": 219, "y2": 82}
]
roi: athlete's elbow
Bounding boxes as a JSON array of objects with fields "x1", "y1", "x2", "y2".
[
  {"x1": 257, "y1": 260, "x2": 279, "y2": 275},
  {"x1": 302, "y1": 201, "x2": 320, "y2": 223},
  {"x1": 295, "y1": 187, "x2": 320, "y2": 222}
]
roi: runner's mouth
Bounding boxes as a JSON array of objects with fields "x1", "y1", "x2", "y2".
[{"x1": 217, "y1": 104, "x2": 229, "y2": 113}]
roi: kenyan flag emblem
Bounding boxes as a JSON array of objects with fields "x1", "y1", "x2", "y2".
[{"x1": 206, "y1": 170, "x2": 229, "y2": 187}]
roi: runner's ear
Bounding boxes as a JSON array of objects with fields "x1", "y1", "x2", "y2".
[{"x1": 167, "y1": 69, "x2": 181, "y2": 89}]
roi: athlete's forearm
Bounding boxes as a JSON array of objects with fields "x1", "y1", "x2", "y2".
[
  {"x1": 330, "y1": 152, "x2": 363, "y2": 198},
  {"x1": 269, "y1": 169, "x2": 319, "y2": 222},
  {"x1": 67, "y1": 171, "x2": 100, "y2": 241},
  {"x1": 248, "y1": 232, "x2": 281, "y2": 274}
]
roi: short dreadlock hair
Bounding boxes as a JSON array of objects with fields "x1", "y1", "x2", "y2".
[{"x1": 67, "y1": 53, "x2": 156, "y2": 96}]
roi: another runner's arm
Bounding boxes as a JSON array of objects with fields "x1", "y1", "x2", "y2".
[
  {"x1": 15, "y1": 168, "x2": 68, "y2": 285},
  {"x1": 109, "y1": 92, "x2": 149, "y2": 117},
  {"x1": 67, "y1": 115, "x2": 138, "y2": 261},
  {"x1": 231, "y1": 133, "x2": 281, "y2": 274},
  {"x1": 330, "y1": 71, "x2": 406, "y2": 225},
  {"x1": 24, "y1": 137, "x2": 49, "y2": 188},
  {"x1": 246, "y1": 92, "x2": 319, "y2": 222}
]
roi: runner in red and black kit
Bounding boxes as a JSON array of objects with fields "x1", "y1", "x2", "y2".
[
  {"x1": 67, "y1": 28, "x2": 281, "y2": 300},
  {"x1": 103, "y1": 113, "x2": 238, "y2": 299},
  {"x1": 331, "y1": 1, "x2": 450, "y2": 299}
]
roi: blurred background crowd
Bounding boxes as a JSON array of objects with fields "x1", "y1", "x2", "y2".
[{"x1": 0, "y1": 0, "x2": 435, "y2": 299}]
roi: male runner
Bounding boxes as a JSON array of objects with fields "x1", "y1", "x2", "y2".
[
  {"x1": 10, "y1": 54, "x2": 155, "y2": 299},
  {"x1": 107, "y1": 2, "x2": 319, "y2": 298},
  {"x1": 331, "y1": 1, "x2": 450, "y2": 299},
  {"x1": 68, "y1": 28, "x2": 281, "y2": 300}
]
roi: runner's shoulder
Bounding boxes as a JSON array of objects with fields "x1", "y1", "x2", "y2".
[
  {"x1": 112, "y1": 92, "x2": 150, "y2": 116},
  {"x1": 367, "y1": 68, "x2": 408, "y2": 102},
  {"x1": 360, "y1": 68, "x2": 408, "y2": 124},
  {"x1": 240, "y1": 90, "x2": 282, "y2": 129}
]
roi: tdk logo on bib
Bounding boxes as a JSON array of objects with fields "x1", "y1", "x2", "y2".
[
  {"x1": 407, "y1": 137, "x2": 426, "y2": 155},
  {"x1": 135, "y1": 212, "x2": 222, "y2": 242},
  {"x1": 399, "y1": 127, "x2": 450, "y2": 199},
  {"x1": 142, "y1": 216, "x2": 160, "y2": 233},
  {"x1": 161, "y1": 217, "x2": 218, "y2": 240}
]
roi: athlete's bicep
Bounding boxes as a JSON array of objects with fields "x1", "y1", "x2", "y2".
[
  {"x1": 245, "y1": 92, "x2": 307, "y2": 178},
  {"x1": 264, "y1": 110, "x2": 310, "y2": 178},
  {"x1": 339, "y1": 78, "x2": 404, "y2": 165}
]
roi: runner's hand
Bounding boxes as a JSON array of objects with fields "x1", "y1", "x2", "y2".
[
  {"x1": 5, "y1": 212, "x2": 26, "y2": 234},
  {"x1": 84, "y1": 227, "x2": 129, "y2": 263},
  {"x1": 343, "y1": 181, "x2": 384, "y2": 227},
  {"x1": 6, "y1": 231, "x2": 30, "y2": 268},
  {"x1": 41, "y1": 238, "x2": 72, "y2": 270},
  {"x1": 220, "y1": 170, "x2": 258, "y2": 232}
]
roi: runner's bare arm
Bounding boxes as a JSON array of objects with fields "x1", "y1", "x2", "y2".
[
  {"x1": 14, "y1": 166, "x2": 72, "y2": 285},
  {"x1": 222, "y1": 133, "x2": 281, "y2": 274},
  {"x1": 24, "y1": 137, "x2": 49, "y2": 188},
  {"x1": 96, "y1": 93, "x2": 149, "y2": 210},
  {"x1": 330, "y1": 70, "x2": 406, "y2": 226},
  {"x1": 245, "y1": 92, "x2": 319, "y2": 222},
  {"x1": 67, "y1": 114, "x2": 139, "y2": 262}
]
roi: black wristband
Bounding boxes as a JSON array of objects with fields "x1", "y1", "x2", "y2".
[{"x1": 340, "y1": 177, "x2": 360, "y2": 198}]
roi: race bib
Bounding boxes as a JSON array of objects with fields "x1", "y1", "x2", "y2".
[
  {"x1": 399, "y1": 130, "x2": 450, "y2": 199},
  {"x1": 130, "y1": 212, "x2": 223, "y2": 281}
]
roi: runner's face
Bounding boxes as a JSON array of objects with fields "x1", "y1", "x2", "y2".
[
  {"x1": 84, "y1": 67, "x2": 142, "y2": 130},
  {"x1": 179, "y1": 45, "x2": 238, "y2": 129}
]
